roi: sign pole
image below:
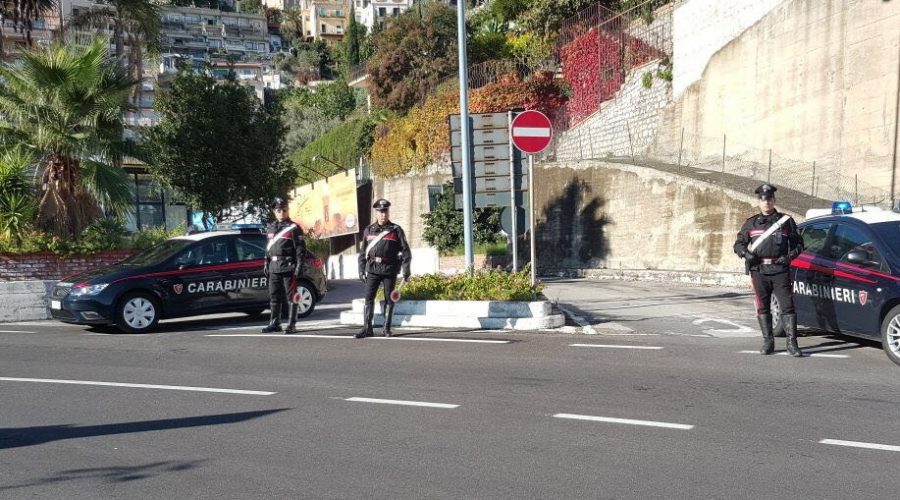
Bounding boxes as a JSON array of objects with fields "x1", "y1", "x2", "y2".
[
  {"x1": 528, "y1": 154, "x2": 536, "y2": 287},
  {"x1": 456, "y1": 0, "x2": 474, "y2": 274},
  {"x1": 508, "y1": 110, "x2": 518, "y2": 272}
]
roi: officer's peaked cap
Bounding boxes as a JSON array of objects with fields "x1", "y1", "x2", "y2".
[
  {"x1": 271, "y1": 197, "x2": 289, "y2": 209},
  {"x1": 754, "y1": 184, "x2": 777, "y2": 198},
  {"x1": 373, "y1": 198, "x2": 391, "y2": 211}
]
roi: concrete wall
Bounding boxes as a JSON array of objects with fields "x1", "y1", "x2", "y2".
[
  {"x1": 532, "y1": 160, "x2": 789, "y2": 279},
  {"x1": 672, "y1": 0, "x2": 784, "y2": 97},
  {"x1": 671, "y1": 0, "x2": 900, "y2": 198},
  {"x1": 370, "y1": 171, "x2": 451, "y2": 249},
  {"x1": 0, "y1": 281, "x2": 53, "y2": 322}
]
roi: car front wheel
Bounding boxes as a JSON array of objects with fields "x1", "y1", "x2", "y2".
[
  {"x1": 116, "y1": 292, "x2": 160, "y2": 333},
  {"x1": 880, "y1": 305, "x2": 900, "y2": 367},
  {"x1": 771, "y1": 296, "x2": 785, "y2": 337}
]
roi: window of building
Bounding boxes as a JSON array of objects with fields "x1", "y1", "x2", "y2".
[
  {"x1": 321, "y1": 23, "x2": 327, "y2": 33},
  {"x1": 378, "y1": 7, "x2": 386, "y2": 16},
  {"x1": 335, "y1": 9, "x2": 343, "y2": 17},
  {"x1": 392, "y1": 7, "x2": 399, "y2": 16}
]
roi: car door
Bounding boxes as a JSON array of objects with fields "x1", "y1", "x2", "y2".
[
  {"x1": 231, "y1": 234, "x2": 270, "y2": 306},
  {"x1": 165, "y1": 238, "x2": 232, "y2": 315},
  {"x1": 792, "y1": 221, "x2": 834, "y2": 330},
  {"x1": 826, "y1": 223, "x2": 886, "y2": 337}
]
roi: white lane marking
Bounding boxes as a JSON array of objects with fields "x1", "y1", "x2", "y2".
[
  {"x1": 345, "y1": 397, "x2": 458, "y2": 409},
  {"x1": 554, "y1": 413, "x2": 693, "y2": 430},
  {"x1": 570, "y1": 344, "x2": 663, "y2": 350},
  {"x1": 203, "y1": 324, "x2": 343, "y2": 332},
  {"x1": 374, "y1": 337, "x2": 510, "y2": 344},
  {"x1": 820, "y1": 439, "x2": 900, "y2": 452},
  {"x1": 0, "y1": 377, "x2": 275, "y2": 396},
  {"x1": 592, "y1": 322, "x2": 634, "y2": 332},
  {"x1": 692, "y1": 317, "x2": 757, "y2": 337},
  {"x1": 0, "y1": 330, "x2": 36, "y2": 333},
  {"x1": 737, "y1": 350, "x2": 849, "y2": 358},
  {"x1": 512, "y1": 127, "x2": 551, "y2": 138},
  {"x1": 206, "y1": 334, "x2": 352, "y2": 338}
]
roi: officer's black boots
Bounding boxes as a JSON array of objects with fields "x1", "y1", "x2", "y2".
[
  {"x1": 757, "y1": 314, "x2": 774, "y2": 355},
  {"x1": 261, "y1": 301, "x2": 282, "y2": 333},
  {"x1": 284, "y1": 302, "x2": 298, "y2": 335},
  {"x1": 382, "y1": 302, "x2": 395, "y2": 337},
  {"x1": 783, "y1": 313, "x2": 802, "y2": 357},
  {"x1": 355, "y1": 302, "x2": 374, "y2": 338}
]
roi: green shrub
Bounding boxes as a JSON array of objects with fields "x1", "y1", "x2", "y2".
[
  {"x1": 304, "y1": 234, "x2": 330, "y2": 260},
  {"x1": 129, "y1": 225, "x2": 185, "y2": 251},
  {"x1": 398, "y1": 267, "x2": 543, "y2": 301},
  {"x1": 80, "y1": 218, "x2": 129, "y2": 252}
]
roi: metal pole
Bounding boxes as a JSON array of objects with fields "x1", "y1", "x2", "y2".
[
  {"x1": 528, "y1": 154, "x2": 536, "y2": 287},
  {"x1": 456, "y1": 0, "x2": 474, "y2": 274},
  {"x1": 767, "y1": 149, "x2": 772, "y2": 183},
  {"x1": 722, "y1": 134, "x2": 726, "y2": 173},
  {"x1": 811, "y1": 161, "x2": 816, "y2": 196},
  {"x1": 508, "y1": 110, "x2": 518, "y2": 272},
  {"x1": 677, "y1": 127, "x2": 684, "y2": 167}
]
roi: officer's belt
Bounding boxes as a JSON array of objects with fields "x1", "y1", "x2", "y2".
[
  {"x1": 270, "y1": 255, "x2": 294, "y2": 262},
  {"x1": 369, "y1": 256, "x2": 394, "y2": 264},
  {"x1": 759, "y1": 258, "x2": 778, "y2": 265}
]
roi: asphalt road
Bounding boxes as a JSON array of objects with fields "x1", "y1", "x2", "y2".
[{"x1": 2, "y1": 280, "x2": 899, "y2": 499}]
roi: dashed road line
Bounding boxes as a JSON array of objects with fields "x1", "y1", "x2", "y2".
[
  {"x1": 345, "y1": 397, "x2": 459, "y2": 409},
  {"x1": 553, "y1": 413, "x2": 693, "y2": 430},
  {"x1": 374, "y1": 337, "x2": 510, "y2": 344},
  {"x1": 206, "y1": 334, "x2": 352, "y2": 338},
  {"x1": 0, "y1": 330, "x2": 36, "y2": 334},
  {"x1": 737, "y1": 350, "x2": 849, "y2": 358},
  {"x1": 570, "y1": 344, "x2": 663, "y2": 350},
  {"x1": 819, "y1": 439, "x2": 900, "y2": 452},
  {"x1": 0, "y1": 377, "x2": 275, "y2": 396}
]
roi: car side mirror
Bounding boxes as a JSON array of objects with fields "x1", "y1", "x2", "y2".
[{"x1": 846, "y1": 250, "x2": 867, "y2": 264}]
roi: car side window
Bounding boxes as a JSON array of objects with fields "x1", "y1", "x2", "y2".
[
  {"x1": 235, "y1": 236, "x2": 266, "y2": 262},
  {"x1": 831, "y1": 224, "x2": 885, "y2": 270},
  {"x1": 800, "y1": 223, "x2": 831, "y2": 257},
  {"x1": 176, "y1": 239, "x2": 231, "y2": 267}
]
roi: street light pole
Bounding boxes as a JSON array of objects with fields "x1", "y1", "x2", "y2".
[{"x1": 456, "y1": 0, "x2": 474, "y2": 274}]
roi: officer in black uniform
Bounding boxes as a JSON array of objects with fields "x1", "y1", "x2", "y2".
[
  {"x1": 734, "y1": 184, "x2": 804, "y2": 356},
  {"x1": 262, "y1": 198, "x2": 306, "y2": 334},
  {"x1": 356, "y1": 198, "x2": 412, "y2": 338}
]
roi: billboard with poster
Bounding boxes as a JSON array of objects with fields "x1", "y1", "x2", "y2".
[{"x1": 288, "y1": 169, "x2": 359, "y2": 238}]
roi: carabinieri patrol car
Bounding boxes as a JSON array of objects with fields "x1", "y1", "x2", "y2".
[
  {"x1": 785, "y1": 201, "x2": 900, "y2": 366},
  {"x1": 49, "y1": 226, "x2": 327, "y2": 333}
]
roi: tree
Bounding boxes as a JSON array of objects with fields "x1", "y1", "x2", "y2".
[
  {"x1": 368, "y1": 1, "x2": 458, "y2": 113},
  {"x1": 519, "y1": 0, "x2": 596, "y2": 40},
  {"x1": 237, "y1": 0, "x2": 261, "y2": 15},
  {"x1": 0, "y1": 38, "x2": 137, "y2": 238},
  {"x1": 422, "y1": 182, "x2": 502, "y2": 254},
  {"x1": 148, "y1": 68, "x2": 293, "y2": 221},
  {"x1": 66, "y1": 0, "x2": 161, "y2": 89},
  {"x1": 280, "y1": 7, "x2": 302, "y2": 43},
  {"x1": 0, "y1": 147, "x2": 38, "y2": 244},
  {"x1": 281, "y1": 81, "x2": 358, "y2": 155},
  {"x1": 0, "y1": 0, "x2": 57, "y2": 57}
]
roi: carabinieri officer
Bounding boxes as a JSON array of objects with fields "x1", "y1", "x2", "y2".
[
  {"x1": 734, "y1": 184, "x2": 804, "y2": 357},
  {"x1": 262, "y1": 197, "x2": 306, "y2": 334},
  {"x1": 356, "y1": 198, "x2": 411, "y2": 338}
]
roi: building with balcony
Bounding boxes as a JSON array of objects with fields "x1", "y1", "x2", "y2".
[
  {"x1": 298, "y1": 0, "x2": 351, "y2": 41},
  {"x1": 353, "y1": 0, "x2": 413, "y2": 32}
]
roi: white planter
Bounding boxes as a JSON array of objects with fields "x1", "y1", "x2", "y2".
[{"x1": 340, "y1": 298, "x2": 565, "y2": 330}]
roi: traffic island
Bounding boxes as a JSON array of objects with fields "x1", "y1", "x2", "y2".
[{"x1": 339, "y1": 299, "x2": 565, "y2": 330}]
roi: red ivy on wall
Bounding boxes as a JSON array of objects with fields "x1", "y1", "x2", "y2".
[{"x1": 561, "y1": 28, "x2": 662, "y2": 124}]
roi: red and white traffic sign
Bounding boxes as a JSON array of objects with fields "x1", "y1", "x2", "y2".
[{"x1": 510, "y1": 110, "x2": 553, "y2": 154}]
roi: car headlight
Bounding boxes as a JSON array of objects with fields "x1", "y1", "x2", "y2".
[{"x1": 70, "y1": 283, "x2": 109, "y2": 296}]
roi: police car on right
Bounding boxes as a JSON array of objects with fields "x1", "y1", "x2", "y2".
[{"x1": 787, "y1": 201, "x2": 900, "y2": 365}]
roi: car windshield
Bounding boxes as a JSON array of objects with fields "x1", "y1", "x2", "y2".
[
  {"x1": 870, "y1": 222, "x2": 900, "y2": 259},
  {"x1": 122, "y1": 239, "x2": 193, "y2": 266}
]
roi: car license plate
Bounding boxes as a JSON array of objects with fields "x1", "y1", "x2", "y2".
[{"x1": 50, "y1": 300, "x2": 61, "y2": 310}]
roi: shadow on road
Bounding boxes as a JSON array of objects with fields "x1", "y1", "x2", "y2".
[
  {"x1": 0, "y1": 460, "x2": 206, "y2": 491},
  {"x1": 0, "y1": 409, "x2": 287, "y2": 450}
]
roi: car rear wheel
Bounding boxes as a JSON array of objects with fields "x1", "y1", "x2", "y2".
[
  {"x1": 880, "y1": 305, "x2": 900, "y2": 367},
  {"x1": 116, "y1": 292, "x2": 160, "y2": 333},
  {"x1": 771, "y1": 296, "x2": 785, "y2": 337},
  {"x1": 292, "y1": 280, "x2": 316, "y2": 318}
]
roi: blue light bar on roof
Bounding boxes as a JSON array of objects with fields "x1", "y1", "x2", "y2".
[{"x1": 832, "y1": 201, "x2": 852, "y2": 214}]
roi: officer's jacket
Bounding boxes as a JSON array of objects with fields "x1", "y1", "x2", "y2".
[
  {"x1": 358, "y1": 222, "x2": 412, "y2": 276},
  {"x1": 265, "y1": 220, "x2": 306, "y2": 274},
  {"x1": 734, "y1": 210, "x2": 803, "y2": 274}
]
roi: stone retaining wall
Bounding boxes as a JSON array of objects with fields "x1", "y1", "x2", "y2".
[
  {"x1": 0, "y1": 251, "x2": 136, "y2": 281},
  {"x1": 0, "y1": 280, "x2": 54, "y2": 322}
]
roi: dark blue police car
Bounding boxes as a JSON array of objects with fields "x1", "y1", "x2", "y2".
[
  {"x1": 781, "y1": 202, "x2": 900, "y2": 365},
  {"x1": 49, "y1": 227, "x2": 327, "y2": 333}
]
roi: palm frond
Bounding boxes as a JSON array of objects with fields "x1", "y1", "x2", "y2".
[{"x1": 78, "y1": 159, "x2": 133, "y2": 216}]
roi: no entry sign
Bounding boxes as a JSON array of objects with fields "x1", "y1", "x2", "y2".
[{"x1": 510, "y1": 110, "x2": 553, "y2": 154}]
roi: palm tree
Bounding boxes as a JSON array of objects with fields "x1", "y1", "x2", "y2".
[
  {"x1": 280, "y1": 7, "x2": 302, "y2": 44},
  {"x1": 0, "y1": 0, "x2": 59, "y2": 59},
  {"x1": 65, "y1": 0, "x2": 161, "y2": 84},
  {"x1": 0, "y1": 37, "x2": 138, "y2": 238}
]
